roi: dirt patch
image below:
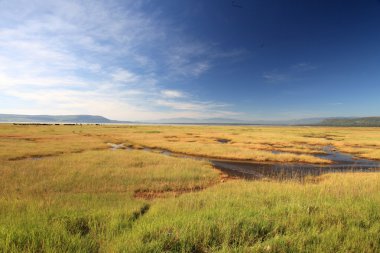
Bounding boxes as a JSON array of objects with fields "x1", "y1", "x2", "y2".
[
  {"x1": 134, "y1": 172, "x2": 230, "y2": 200},
  {"x1": 8, "y1": 153, "x2": 61, "y2": 161},
  {"x1": 216, "y1": 138, "x2": 231, "y2": 144},
  {"x1": 133, "y1": 186, "x2": 206, "y2": 200},
  {"x1": 8, "y1": 147, "x2": 106, "y2": 161}
]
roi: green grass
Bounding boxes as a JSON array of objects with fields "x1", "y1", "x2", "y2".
[
  {"x1": 0, "y1": 150, "x2": 219, "y2": 252},
  {"x1": 117, "y1": 174, "x2": 380, "y2": 252},
  {"x1": 1, "y1": 124, "x2": 380, "y2": 252},
  {"x1": 2, "y1": 124, "x2": 380, "y2": 162}
]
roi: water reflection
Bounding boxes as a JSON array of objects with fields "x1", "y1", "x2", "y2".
[{"x1": 109, "y1": 143, "x2": 380, "y2": 181}]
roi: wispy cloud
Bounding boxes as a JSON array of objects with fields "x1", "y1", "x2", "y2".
[
  {"x1": 111, "y1": 69, "x2": 139, "y2": 83},
  {"x1": 155, "y1": 99, "x2": 240, "y2": 118},
  {"x1": 165, "y1": 43, "x2": 246, "y2": 79},
  {"x1": 156, "y1": 100, "x2": 226, "y2": 111},
  {"x1": 264, "y1": 62, "x2": 317, "y2": 83},
  {"x1": 263, "y1": 71, "x2": 290, "y2": 83},
  {"x1": 161, "y1": 90, "x2": 186, "y2": 98},
  {"x1": 291, "y1": 62, "x2": 317, "y2": 72},
  {"x1": 0, "y1": 0, "x2": 243, "y2": 120}
]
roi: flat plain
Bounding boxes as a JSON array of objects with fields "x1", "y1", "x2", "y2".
[{"x1": 1, "y1": 124, "x2": 380, "y2": 252}]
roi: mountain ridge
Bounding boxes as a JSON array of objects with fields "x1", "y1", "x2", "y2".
[
  {"x1": 1, "y1": 114, "x2": 379, "y2": 126},
  {"x1": 0, "y1": 114, "x2": 131, "y2": 123},
  {"x1": 317, "y1": 117, "x2": 380, "y2": 127}
]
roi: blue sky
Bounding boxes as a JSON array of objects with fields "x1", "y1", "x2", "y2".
[{"x1": 0, "y1": 0, "x2": 379, "y2": 121}]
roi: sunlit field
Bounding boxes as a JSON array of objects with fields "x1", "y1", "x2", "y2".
[
  {"x1": 1, "y1": 124, "x2": 380, "y2": 252},
  {"x1": 2, "y1": 124, "x2": 380, "y2": 163}
]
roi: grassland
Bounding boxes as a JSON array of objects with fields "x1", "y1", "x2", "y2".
[
  {"x1": 1, "y1": 124, "x2": 380, "y2": 252},
  {"x1": 0, "y1": 150, "x2": 219, "y2": 252},
  {"x1": 3, "y1": 124, "x2": 380, "y2": 163},
  {"x1": 123, "y1": 174, "x2": 380, "y2": 252}
]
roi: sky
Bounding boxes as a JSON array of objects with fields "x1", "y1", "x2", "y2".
[{"x1": 0, "y1": 0, "x2": 379, "y2": 121}]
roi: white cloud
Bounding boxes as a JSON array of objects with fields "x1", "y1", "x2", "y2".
[
  {"x1": 155, "y1": 99, "x2": 232, "y2": 112},
  {"x1": 156, "y1": 100, "x2": 206, "y2": 110},
  {"x1": 154, "y1": 99, "x2": 240, "y2": 119},
  {"x1": 264, "y1": 62, "x2": 317, "y2": 83},
  {"x1": 191, "y1": 62, "x2": 210, "y2": 77},
  {"x1": 111, "y1": 69, "x2": 139, "y2": 83},
  {"x1": 263, "y1": 71, "x2": 290, "y2": 83},
  {"x1": 161, "y1": 90, "x2": 185, "y2": 98},
  {"x1": 0, "y1": 0, "x2": 242, "y2": 120}
]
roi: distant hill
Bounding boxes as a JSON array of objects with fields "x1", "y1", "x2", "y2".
[
  {"x1": 153, "y1": 117, "x2": 250, "y2": 124},
  {"x1": 152, "y1": 117, "x2": 328, "y2": 125},
  {"x1": 0, "y1": 114, "x2": 131, "y2": 123},
  {"x1": 151, "y1": 116, "x2": 380, "y2": 126},
  {"x1": 318, "y1": 117, "x2": 380, "y2": 127},
  {"x1": 2, "y1": 114, "x2": 379, "y2": 126}
]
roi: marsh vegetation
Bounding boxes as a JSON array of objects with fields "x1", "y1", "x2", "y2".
[{"x1": 1, "y1": 124, "x2": 380, "y2": 252}]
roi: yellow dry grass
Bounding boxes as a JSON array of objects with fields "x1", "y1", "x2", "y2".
[
  {"x1": 1, "y1": 124, "x2": 380, "y2": 252},
  {"x1": 1, "y1": 124, "x2": 380, "y2": 163}
]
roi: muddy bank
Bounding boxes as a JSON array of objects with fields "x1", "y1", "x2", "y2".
[
  {"x1": 212, "y1": 148, "x2": 380, "y2": 180},
  {"x1": 315, "y1": 146, "x2": 377, "y2": 164},
  {"x1": 211, "y1": 160, "x2": 380, "y2": 181},
  {"x1": 108, "y1": 143, "x2": 380, "y2": 181},
  {"x1": 216, "y1": 138, "x2": 231, "y2": 144}
]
